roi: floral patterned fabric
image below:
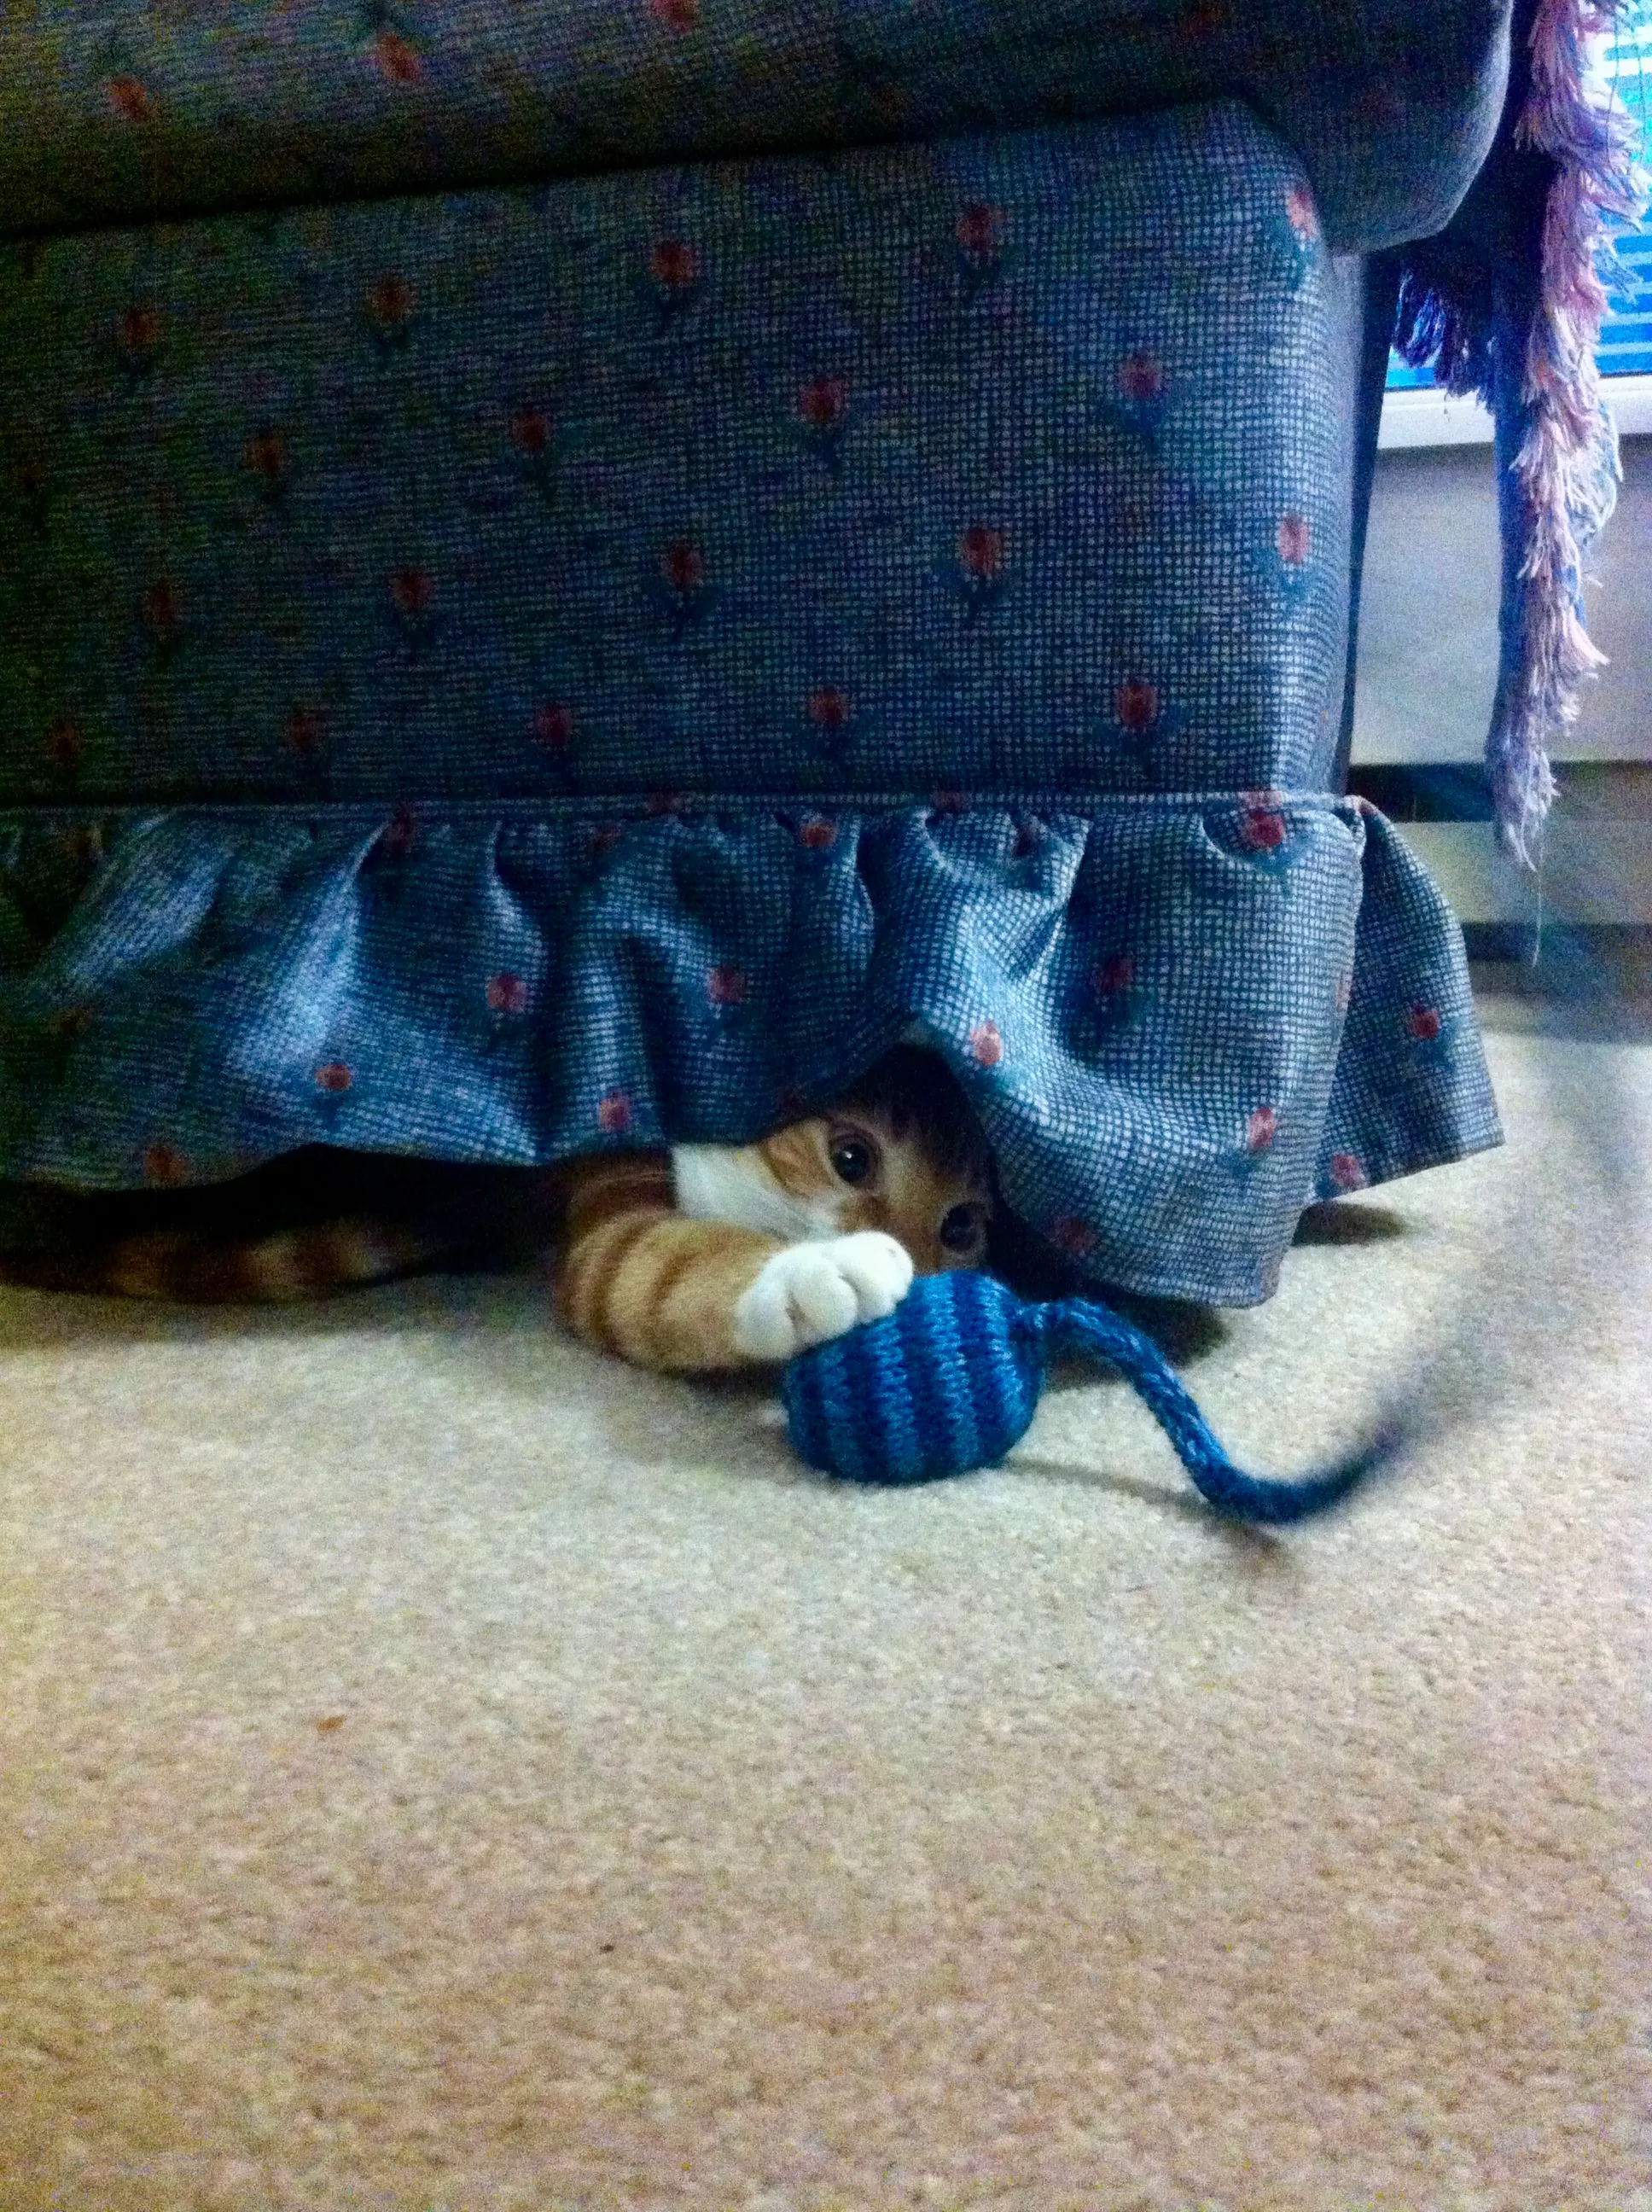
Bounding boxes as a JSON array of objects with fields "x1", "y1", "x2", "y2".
[
  {"x1": 0, "y1": 796, "x2": 1494, "y2": 1308},
  {"x1": 0, "y1": 99, "x2": 1502, "y2": 1308},
  {"x1": 0, "y1": 0, "x2": 1510, "y2": 255},
  {"x1": 1, "y1": 103, "x2": 1363, "y2": 808}
]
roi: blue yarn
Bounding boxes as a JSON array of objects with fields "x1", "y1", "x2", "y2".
[{"x1": 782, "y1": 1271, "x2": 1373, "y2": 1524}]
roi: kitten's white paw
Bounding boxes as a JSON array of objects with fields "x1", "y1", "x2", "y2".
[{"x1": 732, "y1": 1232, "x2": 915, "y2": 1362}]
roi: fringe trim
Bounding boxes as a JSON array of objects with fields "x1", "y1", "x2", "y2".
[
  {"x1": 1396, "y1": 0, "x2": 1646, "y2": 864},
  {"x1": 1393, "y1": 271, "x2": 1492, "y2": 395},
  {"x1": 1497, "y1": 0, "x2": 1643, "y2": 862}
]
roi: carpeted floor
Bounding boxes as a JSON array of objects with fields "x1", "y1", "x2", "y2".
[{"x1": 2, "y1": 991, "x2": 1648, "y2": 2212}]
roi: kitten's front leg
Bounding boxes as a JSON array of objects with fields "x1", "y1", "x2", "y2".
[{"x1": 555, "y1": 1195, "x2": 911, "y2": 1373}]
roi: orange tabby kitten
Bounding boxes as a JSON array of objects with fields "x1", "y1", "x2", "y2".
[{"x1": 0, "y1": 1049, "x2": 993, "y2": 1372}]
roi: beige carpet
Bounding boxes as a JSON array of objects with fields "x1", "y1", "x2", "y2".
[{"x1": 3, "y1": 994, "x2": 1648, "y2": 2211}]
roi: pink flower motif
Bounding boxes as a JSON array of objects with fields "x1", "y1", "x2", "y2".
[
  {"x1": 389, "y1": 567, "x2": 434, "y2": 619},
  {"x1": 387, "y1": 567, "x2": 437, "y2": 646},
  {"x1": 950, "y1": 527, "x2": 1007, "y2": 620},
  {"x1": 486, "y1": 972, "x2": 528, "y2": 1016},
  {"x1": 243, "y1": 427, "x2": 288, "y2": 492},
  {"x1": 1112, "y1": 352, "x2": 1169, "y2": 445},
  {"x1": 59, "y1": 825, "x2": 102, "y2": 873},
  {"x1": 1246, "y1": 1106, "x2": 1279, "y2": 1152},
  {"x1": 142, "y1": 578, "x2": 184, "y2": 643},
  {"x1": 382, "y1": 802, "x2": 417, "y2": 858},
  {"x1": 969, "y1": 1020, "x2": 1004, "y2": 1068},
  {"x1": 284, "y1": 707, "x2": 327, "y2": 759},
  {"x1": 1276, "y1": 512, "x2": 1311, "y2": 566},
  {"x1": 1181, "y1": 0, "x2": 1229, "y2": 37},
  {"x1": 143, "y1": 1142, "x2": 187, "y2": 1186},
  {"x1": 797, "y1": 376, "x2": 849, "y2": 431},
  {"x1": 1238, "y1": 804, "x2": 1287, "y2": 853},
  {"x1": 597, "y1": 1089, "x2": 634, "y2": 1135},
  {"x1": 1094, "y1": 953, "x2": 1134, "y2": 995},
  {"x1": 958, "y1": 524, "x2": 1003, "y2": 579},
  {"x1": 509, "y1": 406, "x2": 553, "y2": 456},
  {"x1": 588, "y1": 824, "x2": 624, "y2": 861},
  {"x1": 795, "y1": 377, "x2": 851, "y2": 474},
  {"x1": 707, "y1": 965, "x2": 746, "y2": 1008},
  {"x1": 116, "y1": 306, "x2": 161, "y2": 362},
  {"x1": 649, "y1": 239, "x2": 701, "y2": 294},
  {"x1": 1114, "y1": 678, "x2": 1160, "y2": 735},
  {"x1": 510, "y1": 407, "x2": 565, "y2": 504},
  {"x1": 1357, "y1": 79, "x2": 1407, "y2": 131},
  {"x1": 650, "y1": 537, "x2": 718, "y2": 636},
  {"x1": 955, "y1": 202, "x2": 1005, "y2": 264},
  {"x1": 660, "y1": 538, "x2": 706, "y2": 596},
  {"x1": 366, "y1": 274, "x2": 415, "y2": 332},
  {"x1": 45, "y1": 719, "x2": 83, "y2": 772},
  {"x1": 315, "y1": 1062, "x2": 353, "y2": 1095},
  {"x1": 532, "y1": 702, "x2": 575, "y2": 751},
  {"x1": 807, "y1": 686, "x2": 852, "y2": 737},
  {"x1": 1284, "y1": 182, "x2": 1320, "y2": 246},
  {"x1": 1116, "y1": 352, "x2": 1165, "y2": 404},
  {"x1": 1329, "y1": 1151, "x2": 1368, "y2": 1192},
  {"x1": 929, "y1": 790, "x2": 968, "y2": 818},
  {"x1": 1050, "y1": 1215, "x2": 1097, "y2": 1260},
  {"x1": 650, "y1": 0, "x2": 698, "y2": 23},
  {"x1": 1405, "y1": 1004, "x2": 1442, "y2": 1043},
  {"x1": 108, "y1": 75, "x2": 153, "y2": 122},
  {"x1": 798, "y1": 815, "x2": 838, "y2": 850},
  {"x1": 375, "y1": 31, "x2": 424, "y2": 82}
]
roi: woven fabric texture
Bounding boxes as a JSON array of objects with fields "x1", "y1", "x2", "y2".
[
  {"x1": 0, "y1": 795, "x2": 1498, "y2": 1309},
  {"x1": 0, "y1": 0, "x2": 1509, "y2": 254},
  {"x1": 2, "y1": 103, "x2": 1362, "y2": 808},
  {"x1": 0, "y1": 100, "x2": 1503, "y2": 1308}
]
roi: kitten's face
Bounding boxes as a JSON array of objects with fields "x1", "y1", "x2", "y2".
[{"x1": 759, "y1": 1103, "x2": 992, "y2": 1277}]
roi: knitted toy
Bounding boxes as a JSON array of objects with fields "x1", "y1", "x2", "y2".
[{"x1": 782, "y1": 1270, "x2": 1375, "y2": 1523}]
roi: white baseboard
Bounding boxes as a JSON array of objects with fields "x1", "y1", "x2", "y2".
[
  {"x1": 1392, "y1": 818, "x2": 1652, "y2": 925},
  {"x1": 1378, "y1": 372, "x2": 1652, "y2": 451}
]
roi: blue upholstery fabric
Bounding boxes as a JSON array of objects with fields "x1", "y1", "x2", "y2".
[
  {"x1": 0, "y1": 1, "x2": 1509, "y2": 255},
  {"x1": 0, "y1": 99, "x2": 1503, "y2": 1308},
  {"x1": 0, "y1": 797, "x2": 1497, "y2": 1307},
  {"x1": 1, "y1": 103, "x2": 1364, "y2": 806}
]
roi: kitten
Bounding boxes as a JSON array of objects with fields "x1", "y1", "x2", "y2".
[{"x1": 0, "y1": 1049, "x2": 993, "y2": 1371}]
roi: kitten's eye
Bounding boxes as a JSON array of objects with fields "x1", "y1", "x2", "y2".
[
  {"x1": 829, "y1": 1133, "x2": 876, "y2": 1186},
  {"x1": 939, "y1": 1203, "x2": 986, "y2": 1254}
]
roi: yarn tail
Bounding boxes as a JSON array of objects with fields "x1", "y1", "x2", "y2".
[{"x1": 1037, "y1": 1299, "x2": 1379, "y2": 1525}]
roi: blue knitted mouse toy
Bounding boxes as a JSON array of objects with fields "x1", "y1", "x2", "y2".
[{"x1": 782, "y1": 1270, "x2": 1374, "y2": 1524}]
